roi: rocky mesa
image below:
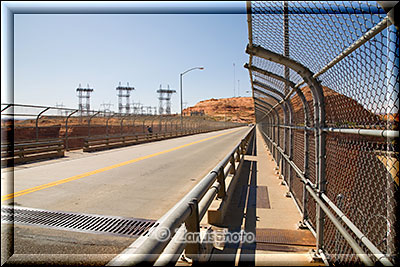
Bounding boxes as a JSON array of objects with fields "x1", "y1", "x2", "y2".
[{"x1": 183, "y1": 97, "x2": 255, "y2": 123}]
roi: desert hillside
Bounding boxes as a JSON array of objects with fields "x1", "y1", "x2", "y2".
[{"x1": 183, "y1": 97, "x2": 255, "y2": 123}]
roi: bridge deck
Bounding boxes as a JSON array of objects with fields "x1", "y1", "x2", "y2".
[
  {"x1": 1, "y1": 127, "x2": 250, "y2": 265},
  {"x1": 2, "y1": 127, "x2": 325, "y2": 265},
  {"x1": 203, "y1": 128, "x2": 324, "y2": 266}
]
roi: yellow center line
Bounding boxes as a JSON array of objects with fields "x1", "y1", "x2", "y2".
[{"x1": 2, "y1": 129, "x2": 241, "y2": 201}]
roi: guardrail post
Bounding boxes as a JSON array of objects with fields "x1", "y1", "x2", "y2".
[
  {"x1": 229, "y1": 154, "x2": 236, "y2": 175},
  {"x1": 185, "y1": 198, "x2": 201, "y2": 260},
  {"x1": 216, "y1": 168, "x2": 226, "y2": 199},
  {"x1": 240, "y1": 139, "x2": 246, "y2": 154},
  {"x1": 236, "y1": 147, "x2": 241, "y2": 162}
]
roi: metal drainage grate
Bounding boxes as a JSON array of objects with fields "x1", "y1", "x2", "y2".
[
  {"x1": 256, "y1": 228, "x2": 316, "y2": 247},
  {"x1": 1, "y1": 205, "x2": 156, "y2": 238}
]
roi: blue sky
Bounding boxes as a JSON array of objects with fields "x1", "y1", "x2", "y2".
[{"x1": 13, "y1": 3, "x2": 251, "y2": 113}]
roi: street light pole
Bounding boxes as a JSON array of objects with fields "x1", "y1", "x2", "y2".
[
  {"x1": 180, "y1": 73, "x2": 183, "y2": 130},
  {"x1": 180, "y1": 66, "x2": 204, "y2": 130}
]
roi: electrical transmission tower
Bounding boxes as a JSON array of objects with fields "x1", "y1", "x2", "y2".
[
  {"x1": 132, "y1": 102, "x2": 142, "y2": 114},
  {"x1": 145, "y1": 106, "x2": 153, "y2": 115},
  {"x1": 116, "y1": 82, "x2": 135, "y2": 114},
  {"x1": 100, "y1": 102, "x2": 114, "y2": 116},
  {"x1": 157, "y1": 84, "x2": 176, "y2": 115},
  {"x1": 55, "y1": 102, "x2": 66, "y2": 116},
  {"x1": 76, "y1": 84, "x2": 94, "y2": 116}
]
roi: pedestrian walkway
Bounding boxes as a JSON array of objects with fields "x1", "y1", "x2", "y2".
[{"x1": 207, "y1": 127, "x2": 325, "y2": 266}]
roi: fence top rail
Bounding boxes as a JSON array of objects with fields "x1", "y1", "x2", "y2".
[
  {"x1": 322, "y1": 127, "x2": 399, "y2": 139},
  {"x1": 1, "y1": 103, "x2": 78, "y2": 112},
  {"x1": 2, "y1": 139, "x2": 64, "y2": 148},
  {"x1": 260, "y1": 123, "x2": 399, "y2": 138}
]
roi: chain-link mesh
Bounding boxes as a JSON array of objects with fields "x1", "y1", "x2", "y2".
[
  {"x1": 1, "y1": 103, "x2": 242, "y2": 151},
  {"x1": 249, "y1": 1, "x2": 398, "y2": 265}
]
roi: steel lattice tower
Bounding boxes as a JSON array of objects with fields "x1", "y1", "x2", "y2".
[
  {"x1": 76, "y1": 84, "x2": 94, "y2": 115},
  {"x1": 55, "y1": 102, "x2": 66, "y2": 116},
  {"x1": 132, "y1": 102, "x2": 142, "y2": 114},
  {"x1": 100, "y1": 102, "x2": 114, "y2": 116},
  {"x1": 144, "y1": 106, "x2": 152, "y2": 115},
  {"x1": 116, "y1": 82, "x2": 135, "y2": 114},
  {"x1": 157, "y1": 84, "x2": 176, "y2": 115}
]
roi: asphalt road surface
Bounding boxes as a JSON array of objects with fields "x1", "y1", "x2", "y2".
[{"x1": 1, "y1": 127, "x2": 250, "y2": 265}]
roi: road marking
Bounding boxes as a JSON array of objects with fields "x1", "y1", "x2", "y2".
[{"x1": 2, "y1": 128, "x2": 242, "y2": 201}]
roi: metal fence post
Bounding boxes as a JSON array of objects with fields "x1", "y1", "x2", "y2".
[
  {"x1": 386, "y1": 22, "x2": 398, "y2": 261},
  {"x1": 335, "y1": 194, "x2": 344, "y2": 260},
  {"x1": 130, "y1": 114, "x2": 136, "y2": 134},
  {"x1": 142, "y1": 116, "x2": 146, "y2": 133},
  {"x1": 87, "y1": 111, "x2": 100, "y2": 138},
  {"x1": 316, "y1": 97, "x2": 326, "y2": 252},
  {"x1": 267, "y1": 114, "x2": 272, "y2": 152},
  {"x1": 301, "y1": 123, "x2": 310, "y2": 227},
  {"x1": 35, "y1": 107, "x2": 50, "y2": 141},
  {"x1": 151, "y1": 116, "x2": 157, "y2": 134},
  {"x1": 65, "y1": 110, "x2": 78, "y2": 151},
  {"x1": 120, "y1": 116, "x2": 126, "y2": 136},
  {"x1": 106, "y1": 114, "x2": 116, "y2": 136}
]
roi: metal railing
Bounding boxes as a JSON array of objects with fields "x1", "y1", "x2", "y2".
[
  {"x1": 1, "y1": 103, "x2": 243, "y2": 151},
  {"x1": 107, "y1": 126, "x2": 255, "y2": 266},
  {"x1": 247, "y1": 1, "x2": 398, "y2": 265},
  {"x1": 1, "y1": 139, "x2": 64, "y2": 166},
  {"x1": 83, "y1": 129, "x2": 224, "y2": 152}
]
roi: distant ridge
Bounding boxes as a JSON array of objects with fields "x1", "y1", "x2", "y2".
[{"x1": 183, "y1": 97, "x2": 255, "y2": 123}]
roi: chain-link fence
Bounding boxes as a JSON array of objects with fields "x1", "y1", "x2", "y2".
[
  {"x1": 247, "y1": 1, "x2": 398, "y2": 265},
  {"x1": 1, "y1": 103, "x2": 242, "y2": 151}
]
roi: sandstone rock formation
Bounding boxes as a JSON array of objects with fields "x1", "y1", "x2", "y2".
[{"x1": 183, "y1": 97, "x2": 255, "y2": 123}]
